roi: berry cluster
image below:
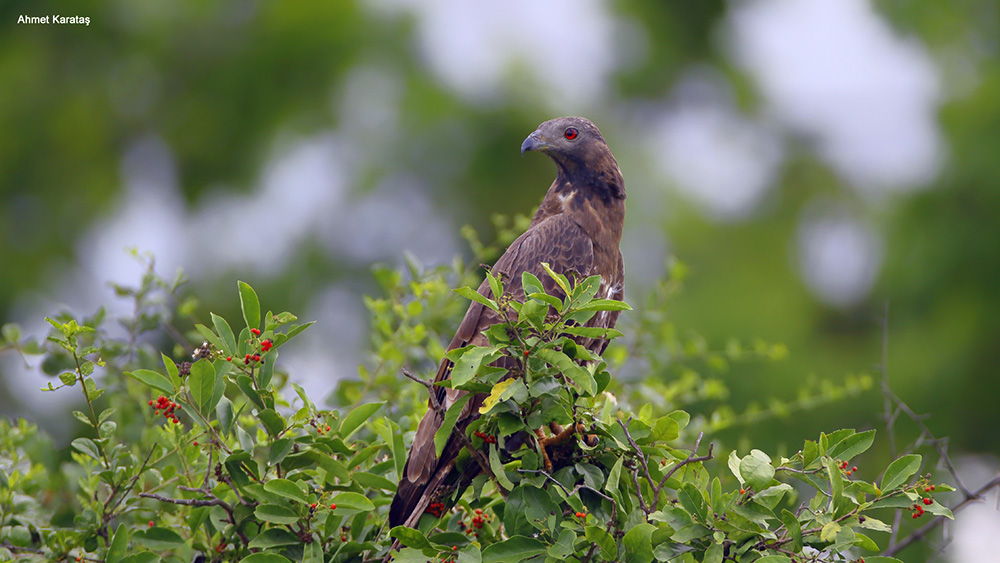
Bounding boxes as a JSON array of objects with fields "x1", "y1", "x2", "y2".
[
  {"x1": 192, "y1": 341, "x2": 213, "y2": 360},
  {"x1": 309, "y1": 417, "x2": 332, "y2": 435},
  {"x1": 574, "y1": 511, "x2": 586, "y2": 518},
  {"x1": 837, "y1": 460, "x2": 859, "y2": 476},
  {"x1": 459, "y1": 508, "x2": 490, "y2": 536},
  {"x1": 425, "y1": 501, "x2": 446, "y2": 518},
  {"x1": 473, "y1": 431, "x2": 497, "y2": 444},
  {"x1": 911, "y1": 502, "x2": 927, "y2": 518},
  {"x1": 149, "y1": 395, "x2": 181, "y2": 424},
  {"x1": 251, "y1": 328, "x2": 261, "y2": 336},
  {"x1": 260, "y1": 338, "x2": 273, "y2": 352},
  {"x1": 240, "y1": 353, "x2": 263, "y2": 365}
]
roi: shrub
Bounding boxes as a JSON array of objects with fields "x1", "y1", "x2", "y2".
[{"x1": 0, "y1": 246, "x2": 968, "y2": 563}]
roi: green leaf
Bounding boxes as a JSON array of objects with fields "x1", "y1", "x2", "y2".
[
  {"x1": 211, "y1": 313, "x2": 238, "y2": 355},
  {"x1": 126, "y1": 369, "x2": 175, "y2": 395},
  {"x1": 827, "y1": 429, "x2": 876, "y2": 461},
  {"x1": 703, "y1": 542, "x2": 724, "y2": 563},
  {"x1": 739, "y1": 449, "x2": 775, "y2": 491},
  {"x1": 728, "y1": 451, "x2": 744, "y2": 485},
  {"x1": 535, "y1": 348, "x2": 595, "y2": 396},
  {"x1": 606, "y1": 456, "x2": 623, "y2": 496},
  {"x1": 780, "y1": 509, "x2": 802, "y2": 552},
  {"x1": 820, "y1": 521, "x2": 841, "y2": 542},
  {"x1": 623, "y1": 522, "x2": 655, "y2": 563},
  {"x1": 237, "y1": 374, "x2": 264, "y2": 409},
  {"x1": 753, "y1": 557, "x2": 791, "y2": 563},
  {"x1": 862, "y1": 558, "x2": 904, "y2": 563},
  {"x1": 560, "y1": 325, "x2": 624, "y2": 339},
  {"x1": 854, "y1": 532, "x2": 880, "y2": 551},
  {"x1": 827, "y1": 458, "x2": 844, "y2": 506},
  {"x1": 548, "y1": 529, "x2": 577, "y2": 558},
  {"x1": 481, "y1": 536, "x2": 546, "y2": 563},
  {"x1": 189, "y1": 359, "x2": 217, "y2": 416},
  {"x1": 217, "y1": 396, "x2": 235, "y2": 435},
  {"x1": 574, "y1": 299, "x2": 632, "y2": 312},
  {"x1": 489, "y1": 443, "x2": 515, "y2": 491},
  {"x1": 435, "y1": 394, "x2": 472, "y2": 457},
  {"x1": 238, "y1": 281, "x2": 261, "y2": 330},
  {"x1": 330, "y1": 492, "x2": 375, "y2": 511},
  {"x1": 540, "y1": 263, "x2": 572, "y2": 296},
  {"x1": 486, "y1": 271, "x2": 503, "y2": 302},
  {"x1": 254, "y1": 504, "x2": 300, "y2": 524},
  {"x1": 522, "y1": 271, "x2": 545, "y2": 297},
  {"x1": 389, "y1": 526, "x2": 434, "y2": 551},
  {"x1": 585, "y1": 526, "x2": 617, "y2": 561},
  {"x1": 239, "y1": 554, "x2": 293, "y2": 563},
  {"x1": 264, "y1": 479, "x2": 308, "y2": 504},
  {"x1": 132, "y1": 527, "x2": 184, "y2": 550},
  {"x1": 71, "y1": 438, "x2": 102, "y2": 461},
  {"x1": 880, "y1": 454, "x2": 921, "y2": 491},
  {"x1": 340, "y1": 402, "x2": 384, "y2": 438},
  {"x1": 924, "y1": 499, "x2": 955, "y2": 519},
  {"x1": 106, "y1": 523, "x2": 129, "y2": 563},
  {"x1": 120, "y1": 553, "x2": 159, "y2": 563},
  {"x1": 452, "y1": 346, "x2": 497, "y2": 387},
  {"x1": 313, "y1": 452, "x2": 351, "y2": 484},
  {"x1": 352, "y1": 471, "x2": 397, "y2": 491},
  {"x1": 248, "y1": 528, "x2": 299, "y2": 549},
  {"x1": 258, "y1": 409, "x2": 285, "y2": 436},
  {"x1": 454, "y1": 286, "x2": 499, "y2": 312},
  {"x1": 678, "y1": 483, "x2": 709, "y2": 523}
]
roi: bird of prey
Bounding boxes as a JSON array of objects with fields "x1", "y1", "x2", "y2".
[{"x1": 389, "y1": 116, "x2": 626, "y2": 530}]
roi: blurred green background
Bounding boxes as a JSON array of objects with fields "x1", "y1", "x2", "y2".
[{"x1": 0, "y1": 0, "x2": 997, "y2": 503}]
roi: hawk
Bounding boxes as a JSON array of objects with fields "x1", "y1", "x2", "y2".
[{"x1": 389, "y1": 116, "x2": 626, "y2": 529}]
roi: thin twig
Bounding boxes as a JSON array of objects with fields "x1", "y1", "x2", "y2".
[{"x1": 618, "y1": 419, "x2": 713, "y2": 514}]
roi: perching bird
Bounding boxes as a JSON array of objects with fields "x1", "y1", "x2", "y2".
[{"x1": 389, "y1": 116, "x2": 626, "y2": 529}]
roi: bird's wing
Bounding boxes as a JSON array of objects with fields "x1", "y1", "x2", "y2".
[{"x1": 390, "y1": 214, "x2": 595, "y2": 526}]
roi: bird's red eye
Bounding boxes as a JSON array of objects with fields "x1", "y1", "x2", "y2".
[{"x1": 564, "y1": 127, "x2": 578, "y2": 140}]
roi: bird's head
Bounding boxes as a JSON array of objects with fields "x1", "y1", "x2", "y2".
[
  {"x1": 521, "y1": 116, "x2": 624, "y2": 203},
  {"x1": 520, "y1": 116, "x2": 609, "y2": 164}
]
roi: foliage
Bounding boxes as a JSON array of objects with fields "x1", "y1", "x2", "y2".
[{"x1": 0, "y1": 243, "x2": 979, "y2": 563}]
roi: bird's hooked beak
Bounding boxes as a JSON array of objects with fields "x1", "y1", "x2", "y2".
[{"x1": 521, "y1": 129, "x2": 553, "y2": 156}]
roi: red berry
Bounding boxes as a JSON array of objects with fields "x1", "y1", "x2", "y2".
[
  {"x1": 148, "y1": 400, "x2": 153, "y2": 406},
  {"x1": 575, "y1": 512, "x2": 585, "y2": 518},
  {"x1": 311, "y1": 503, "x2": 317, "y2": 509},
  {"x1": 226, "y1": 356, "x2": 232, "y2": 362},
  {"x1": 912, "y1": 513, "x2": 919, "y2": 519},
  {"x1": 923, "y1": 498, "x2": 932, "y2": 505},
  {"x1": 341, "y1": 536, "x2": 347, "y2": 542},
  {"x1": 523, "y1": 350, "x2": 530, "y2": 356},
  {"x1": 930, "y1": 485, "x2": 935, "y2": 491},
  {"x1": 852, "y1": 466, "x2": 858, "y2": 472},
  {"x1": 330, "y1": 504, "x2": 336, "y2": 510},
  {"x1": 453, "y1": 546, "x2": 458, "y2": 551},
  {"x1": 193, "y1": 441, "x2": 198, "y2": 446},
  {"x1": 251, "y1": 328, "x2": 261, "y2": 336},
  {"x1": 740, "y1": 489, "x2": 746, "y2": 494},
  {"x1": 846, "y1": 471, "x2": 852, "y2": 476},
  {"x1": 148, "y1": 521, "x2": 154, "y2": 527},
  {"x1": 326, "y1": 425, "x2": 331, "y2": 431}
]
